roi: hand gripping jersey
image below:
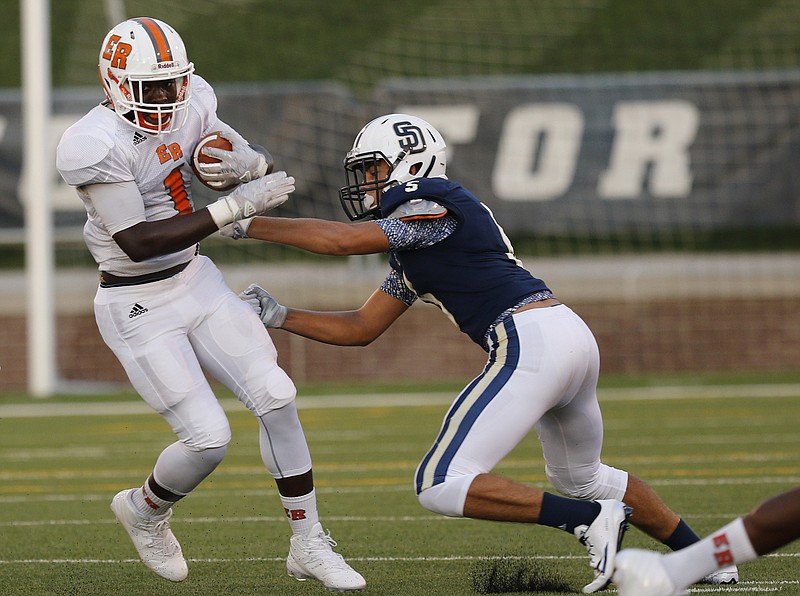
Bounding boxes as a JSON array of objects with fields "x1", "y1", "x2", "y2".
[
  {"x1": 56, "y1": 75, "x2": 237, "y2": 276},
  {"x1": 379, "y1": 177, "x2": 550, "y2": 347}
]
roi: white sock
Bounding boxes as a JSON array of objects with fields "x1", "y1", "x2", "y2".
[
  {"x1": 130, "y1": 482, "x2": 176, "y2": 518},
  {"x1": 281, "y1": 488, "x2": 320, "y2": 536},
  {"x1": 662, "y1": 517, "x2": 758, "y2": 586}
]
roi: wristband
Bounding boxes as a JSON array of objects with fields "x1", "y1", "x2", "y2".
[{"x1": 206, "y1": 197, "x2": 236, "y2": 228}]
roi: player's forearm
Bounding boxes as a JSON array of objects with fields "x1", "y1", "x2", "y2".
[
  {"x1": 114, "y1": 210, "x2": 218, "y2": 261},
  {"x1": 282, "y1": 309, "x2": 378, "y2": 346},
  {"x1": 246, "y1": 216, "x2": 388, "y2": 256}
]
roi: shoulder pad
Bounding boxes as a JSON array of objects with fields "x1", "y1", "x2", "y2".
[
  {"x1": 386, "y1": 198, "x2": 448, "y2": 220},
  {"x1": 56, "y1": 131, "x2": 115, "y2": 185},
  {"x1": 191, "y1": 75, "x2": 218, "y2": 116},
  {"x1": 192, "y1": 74, "x2": 213, "y2": 96}
]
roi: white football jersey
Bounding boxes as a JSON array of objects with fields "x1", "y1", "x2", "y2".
[{"x1": 56, "y1": 75, "x2": 237, "y2": 276}]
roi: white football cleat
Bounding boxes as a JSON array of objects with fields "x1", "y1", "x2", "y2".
[
  {"x1": 110, "y1": 489, "x2": 188, "y2": 582},
  {"x1": 613, "y1": 549, "x2": 688, "y2": 596},
  {"x1": 287, "y1": 522, "x2": 366, "y2": 592},
  {"x1": 700, "y1": 564, "x2": 739, "y2": 584},
  {"x1": 575, "y1": 499, "x2": 632, "y2": 593}
]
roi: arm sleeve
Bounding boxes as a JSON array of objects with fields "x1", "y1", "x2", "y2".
[
  {"x1": 378, "y1": 269, "x2": 418, "y2": 307},
  {"x1": 84, "y1": 181, "x2": 146, "y2": 236},
  {"x1": 375, "y1": 213, "x2": 458, "y2": 251}
]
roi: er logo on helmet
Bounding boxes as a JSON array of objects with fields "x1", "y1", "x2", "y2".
[
  {"x1": 394, "y1": 122, "x2": 427, "y2": 154},
  {"x1": 102, "y1": 35, "x2": 132, "y2": 69}
]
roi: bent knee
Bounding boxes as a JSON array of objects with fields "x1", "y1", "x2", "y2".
[
  {"x1": 546, "y1": 463, "x2": 627, "y2": 501},
  {"x1": 243, "y1": 366, "x2": 297, "y2": 415},
  {"x1": 204, "y1": 425, "x2": 232, "y2": 450},
  {"x1": 417, "y1": 474, "x2": 477, "y2": 517}
]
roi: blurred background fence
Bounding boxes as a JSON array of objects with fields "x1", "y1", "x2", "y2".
[{"x1": 2, "y1": 0, "x2": 800, "y2": 392}]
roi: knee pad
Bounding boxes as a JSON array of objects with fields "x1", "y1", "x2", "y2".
[
  {"x1": 546, "y1": 462, "x2": 628, "y2": 501},
  {"x1": 191, "y1": 420, "x2": 232, "y2": 451},
  {"x1": 244, "y1": 364, "x2": 297, "y2": 416},
  {"x1": 417, "y1": 474, "x2": 477, "y2": 518},
  {"x1": 161, "y1": 394, "x2": 232, "y2": 450}
]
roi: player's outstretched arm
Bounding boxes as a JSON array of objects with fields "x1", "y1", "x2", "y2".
[
  {"x1": 231, "y1": 215, "x2": 391, "y2": 256},
  {"x1": 241, "y1": 284, "x2": 408, "y2": 346}
]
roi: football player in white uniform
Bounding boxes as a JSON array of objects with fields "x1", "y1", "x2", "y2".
[
  {"x1": 223, "y1": 114, "x2": 737, "y2": 592},
  {"x1": 55, "y1": 17, "x2": 365, "y2": 592}
]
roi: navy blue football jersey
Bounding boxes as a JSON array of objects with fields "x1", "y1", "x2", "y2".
[{"x1": 379, "y1": 177, "x2": 550, "y2": 347}]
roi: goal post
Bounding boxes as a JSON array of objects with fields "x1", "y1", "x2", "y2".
[{"x1": 21, "y1": 0, "x2": 55, "y2": 397}]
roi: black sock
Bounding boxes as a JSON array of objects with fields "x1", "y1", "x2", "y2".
[
  {"x1": 538, "y1": 492, "x2": 601, "y2": 534},
  {"x1": 663, "y1": 518, "x2": 700, "y2": 550}
]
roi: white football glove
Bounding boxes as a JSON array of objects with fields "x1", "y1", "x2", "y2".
[
  {"x1": 206, "y1": 171, "x2": 294, "y2": 228},
  {"x1": 239, "y1": 283, "x2": 288, "y2": 328},
  {"x1": 219, "y1": 217, "x2": 253, "y2": 239},
  {"x1": 196, "y1": 137, "x2": 274, "y2": 187}
]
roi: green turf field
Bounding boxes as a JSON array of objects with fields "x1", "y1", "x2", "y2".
[{"x1": 1, "y1": 384, "x2": 798, "y2": 595}]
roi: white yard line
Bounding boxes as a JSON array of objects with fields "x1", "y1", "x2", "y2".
[
  {"x1": 6, "y1": 478, "x2": 800, "y2": 505},
  {"x1": 2, "y1": 383, "x2": 800, "y2": 418},
  {"x1": 1, "y1": 554, "x2": 797, "y2": 564}
]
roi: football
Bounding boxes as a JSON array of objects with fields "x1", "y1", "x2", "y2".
[{"x1": 191, "y1": 131, "x2": 238, "y2": 191}]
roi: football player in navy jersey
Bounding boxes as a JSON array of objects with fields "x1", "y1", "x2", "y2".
[{"x1": 224, "y1": 113, "x2": 737, "y2": 592}]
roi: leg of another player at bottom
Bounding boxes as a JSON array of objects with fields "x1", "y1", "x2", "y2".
[{"x1": 613, "y1": 486, "x2": 800, "y2": 596}]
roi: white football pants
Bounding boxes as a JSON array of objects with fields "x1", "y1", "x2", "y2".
[
  {"x1": 416, "y1": 304, "x2": 628, "y2": 517},
  {"x1": 94, "y1": 255, "x2": 299, "y2": 451}
]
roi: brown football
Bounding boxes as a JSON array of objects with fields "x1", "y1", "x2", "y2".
[{"x1": 191, "y1": 131, "x2": 238, "y2": 191}]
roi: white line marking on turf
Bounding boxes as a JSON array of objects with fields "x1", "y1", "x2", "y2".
[
  {"x1": 1, "y1": 555, "x2": 797, "y2": 566},
  {"x1": 599, "y1": 383, "x2": 800, "y2": 401},
  {"x1": 1, "y1": 551, "x2": 798, "y2": 596},
  {"x1": 2, "y1": 383, "x2": 800, "y2": 418},
  {"x1": 0, "y1": 514, "x2": 449, "y2": 527},
  {"x1": 3, "y1": 477, "x2": 799, "y2": 504},
  {"x1": 0, "y1": 555, "x2": 610, "y2": 565}
]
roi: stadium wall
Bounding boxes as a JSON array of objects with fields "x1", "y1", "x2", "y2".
[{"x1": 1, "y1": 254, "x2": 798, "y2": 392}]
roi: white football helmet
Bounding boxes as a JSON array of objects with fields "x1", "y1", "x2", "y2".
[
  {"x1": 98, "y1": 17, "x2": 194, "y2": 134},
  {"x1": 339, "y1": 113, "x2": 447, "y2": 220}
]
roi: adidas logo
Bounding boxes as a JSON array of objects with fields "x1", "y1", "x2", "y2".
[
  {"x1": 128, "y1": 303, "x2": 149, "y2": 318},
  {"x1": 133, "y1": 131, "x2": 147, "y2": 146}
]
